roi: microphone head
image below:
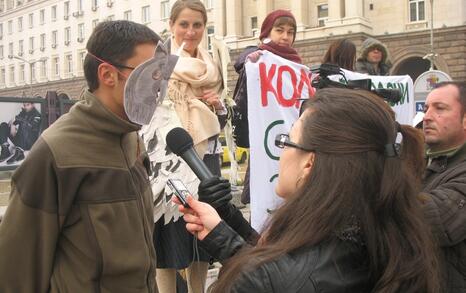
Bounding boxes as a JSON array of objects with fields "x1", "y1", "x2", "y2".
[{"x1": 166, "y1": 127, "x2": 194, "y2": 156}]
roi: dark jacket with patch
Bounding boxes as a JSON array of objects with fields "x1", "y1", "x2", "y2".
[
  {"x1": 201, "y1": 221, "x2": 372, "y2": 293},
  {"x1": 422, "y1": 143, "x2": 466, "y2": 293},
  {"x1": 0, "y1": 91, "x2": 157, "y2": 293}
]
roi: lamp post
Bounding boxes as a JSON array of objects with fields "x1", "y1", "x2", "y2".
[
  {"x1": 424, "y1": 0, "x2": 437, "y2": 70},
  {"x1": 7, "y1": 55, "x2": 47, "y2": 97}
]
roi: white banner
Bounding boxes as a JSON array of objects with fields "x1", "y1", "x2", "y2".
[{"x1": 246, "y1": 52, "x2": 414, "y2": 231}]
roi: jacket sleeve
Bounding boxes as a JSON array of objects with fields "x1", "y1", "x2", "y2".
[
  {"x1": 421, "y1": 167, "x2": 466, "y2": 246},
  {"x1": 201, "y1": 220, "x2": 251, "y2": 262},
  {"x1": 218, "y1": 203, "x2": 260, "y2": 245},
  {"x1": 0, "y1": 139, "x2": 62, "y2": 293}
]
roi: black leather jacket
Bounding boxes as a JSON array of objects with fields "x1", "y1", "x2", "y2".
[
  {"x1": 201, "y1": 220, "x2": 373, "y2": 293},
  {"x1": 13, "y1": 107, "x2": 41, "y2": 150}
]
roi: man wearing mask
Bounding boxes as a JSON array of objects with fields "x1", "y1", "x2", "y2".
[
  {"x1": 0, "y1": 21, "x2": 162, "y2": 293},
  {"x1": 422, "y1": 81, "x2": 466, "y2": 293}
]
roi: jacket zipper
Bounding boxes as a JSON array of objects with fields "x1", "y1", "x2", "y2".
[{"x1": 121, "y1": 136, "x2": 155, "y2": 293}]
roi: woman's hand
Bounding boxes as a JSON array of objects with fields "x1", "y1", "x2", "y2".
[
  {"x1": 246, "y1": 50, "x2": 263, "y2": 63},
  {"x1": 173, "y1": 195, "x2": 222, "y2": 240},
  {"x1": 200, "y1": 90, "x2": 224, "y2": 111}
]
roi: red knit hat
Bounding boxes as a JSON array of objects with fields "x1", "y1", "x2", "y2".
[{"x1": 259, "y1": 10, "x2": 297, "y2": 42}]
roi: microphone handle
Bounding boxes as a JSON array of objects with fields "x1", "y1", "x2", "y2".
[{"x1": 183, "y1": 148, "x2": 214, "y2": 181}]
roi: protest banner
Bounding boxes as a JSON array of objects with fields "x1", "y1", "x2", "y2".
[{"x1": 246, "y1": 52, "x2": 414, "y2": 230}]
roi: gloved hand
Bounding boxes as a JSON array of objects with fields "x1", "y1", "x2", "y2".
[{"x1": 198, "y1": 177, "x2": 232, "y2": 209}]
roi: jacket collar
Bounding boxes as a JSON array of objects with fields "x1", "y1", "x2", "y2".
[
  {"x1": 426, "y1": 143, "x2": 466, "y2": 174},
  {"x1": 71, "y1": 90, "x2": 141, "y2": 136}
]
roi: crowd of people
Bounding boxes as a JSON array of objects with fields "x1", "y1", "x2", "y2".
[{"x1": 0, "y1": 1, "x2": 464, "y2": 293}]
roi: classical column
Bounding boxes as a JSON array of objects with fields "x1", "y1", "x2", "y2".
[
  {"x1": 256, "y1": 0, "x2": 274, "y2": 28},
  {"x1": 328, "y1": 0, "x2": 342, "y2": 22},
  {"x1": 213, "y1": 0, "x2": 226, "y2": 36},
  {"x1": 225, "y1": 0, "x2": 242, "y2": 40},
  {"x1": 291, "y1": 0, "x2": 309, "y2": 30},
  {"x1": 345, "y1": 0, "x2": 364, "y2": 18}
]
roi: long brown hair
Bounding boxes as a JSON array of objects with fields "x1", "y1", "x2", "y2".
[
  {"x1": 211, "y1": 88, "x2": 439, "y2": 293},
  {"x1": 322, "y1": 38, "x2": 356, "y2": 70}
]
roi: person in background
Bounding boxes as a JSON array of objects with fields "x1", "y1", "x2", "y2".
[
  {"x1": 232, "y1": 9, "x2": 302, "y2": 204},
  {"x1": 178, "y1": 88, "x2": 441, "y2": 293},
  {"x1": 355, "y1": 37, "x2": 392, "y2": 76},
  {"x1": 147, "y1": 1, "x2": 225, "y2": 292},
  {"x1": 322, "y1": 38, "x2": 356, "y2": 71},
  {"x1": 0, "y1": 102, "x2": 41, "y2": 164},
  {"x1": 0, "y1": 20, "x2": 160, "y2": 293},
  {"x1": 421, "y1": 81, "x2": 466, "y2": 293}
]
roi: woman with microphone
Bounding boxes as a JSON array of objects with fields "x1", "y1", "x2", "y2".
[{"x1": 176, "y1": 88, "x2": 440, "y2": 292}]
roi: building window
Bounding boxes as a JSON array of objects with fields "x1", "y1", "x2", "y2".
[
  {"x1": 204, "y1": 0, "x2": 213, "y2": 9},
  {"x1": 64, "y1": 27, "x2": 71, "y2": 45},
  {"x1": 107, "y1": 15, "x2": 114, "y2": 21},
  {"x1": 30, "y1": 63, "x2": 35, "y2": 83},
  {"x1": 28, "y1": 13, "x2": 34, "y2": 28},
  {"x1": 0, "y1": 67, "x2": 5, "y2": 86},
  {"x1": 317, "y1": 4, "x2": 328, "y2": 27},
  {"x1": 92, "y1": 19, "x2": 99, "y2": 29},
  {"x1": 8, "y1": 20, "x2": 13, "y2": 34},
  {"x1": 124, "y1": 10, "x2": 132, "y2": 20},
  {"x1": 207, "y1": 26, "x2": 214, "y2": 51},
  {"x1": 29, "y1": 36, "x2": 34, "y2": 53},
  {"x1": 78, "y1": 23, "x2": 85, "y2": 41},
  {"x1": 0, "y1": 23, "x2": 3, "y2": 39},
  {"x1": 92, "y1": 0, "x2": 98, "y2": 10},
  {"x1": 251, "y1": 16, "x2": 258, "y2": 36},
  {"x1": 65, "y1": 54, "x2": 73, "y2": 75},
  {"x1": 40, "y1": 9, "x2": 45, "y2": 24},
  {"x1": 0, "y1": 45, "x2": 3, "y2": 59},
  {"x1": 51, "y1": 5, "x2": 57, "y2": 21},
  {"x1": 64, "y1": 1, "x2": 70, "y2": 18},
  {"x1": 18, "y1": 40, "x2": 24, "y2": 56},
  {"x1": 77, "y1": 0, "x2": 83, "y2": 12},
  {"x1": 18, "y1": 17, "x2": 23, "y2": 32},
  {"x1": 8, "y1": 42, "x2": 13, "y2": 57},
  {"x1": 7, "y1": 0, "x2": 14, "y2": 10},
  {"x1": 78, "y1": 51, "x2": 86, "y2": 73},
  {"x1": 9, "y1": 65, "x2": 15, "y2": 85},
  {"x1": 52, "y1": 30, "x2": 57, "y2": 48},
  {"x1": 142, "y1": 6, "x2": 150, "y2": 24},
  {"x1": 409, "y1": 0, "x2": 425, "y2": 22},
  {"x1": 40, "y1": 59, "x2": 47, "y2": 79},
  {"x1": 52, "y1": 56, "x2": 60, "y2": 77},
  {"x1": 161, "y1": 1, "x2": 169, "y2": 19},
  {"x1": 19, "y1": 64, "x2": 25, "y2": 83},
  {"x1": 40, "y1": 33, "x2": 45, "y2": 50}
]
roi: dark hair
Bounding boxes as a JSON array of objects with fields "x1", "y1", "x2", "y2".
[
  {"x1": 211, "y1": 88, "x2": 440, "y2": 293},
  {"x1": 322, "y1": 39, "x2": 356, "y2": 71},
  {"x1": 170, "y1": 0, "x2": 207, "y2": 25},
  {"x1": 84, "y1": 20, "x2": 161, "y2": 92},
  {"x1": 434, "y1": 81, "x2": 466, "y2": 116}
]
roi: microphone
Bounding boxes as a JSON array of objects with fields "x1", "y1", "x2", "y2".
[{"x1": 166, "y1": 127, "x2": 213, "y2": 181}]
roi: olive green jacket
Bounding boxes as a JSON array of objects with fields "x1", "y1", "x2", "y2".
[{"x1": 0, "y1": 91, "x2": 157, "y2": 293}]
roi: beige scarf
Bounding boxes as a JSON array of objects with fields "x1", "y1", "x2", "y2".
[{"x1": 168, "y1": 38, "x2": 222, "y2": 155}]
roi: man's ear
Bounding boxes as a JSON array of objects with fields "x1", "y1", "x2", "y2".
[{"x1": 97, "y1": 63, "x2": 116, "y2": 87}]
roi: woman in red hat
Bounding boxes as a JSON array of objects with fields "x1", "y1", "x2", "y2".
[{"x1": 232, "y1": 9, "x2": 302, "y2": 205}]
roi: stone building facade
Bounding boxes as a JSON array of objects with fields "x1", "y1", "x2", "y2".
[{"x1": 0, "y1": 0, "x2": 465, "y2": 99}]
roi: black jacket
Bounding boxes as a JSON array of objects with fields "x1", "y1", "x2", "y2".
[
  {"x1": 13, "y1": 107, "x2": 41, "y2": 150},
  {"x1": 202, "y1": 220, "x2": 373, "y2": 293},
  {"x1": 422, "y1": 143, "x2": 466, "y2": 292}
]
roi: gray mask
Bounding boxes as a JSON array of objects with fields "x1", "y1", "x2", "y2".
[{"x1": 124, "y1": 40, "x2": 178, "y2": 125}]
